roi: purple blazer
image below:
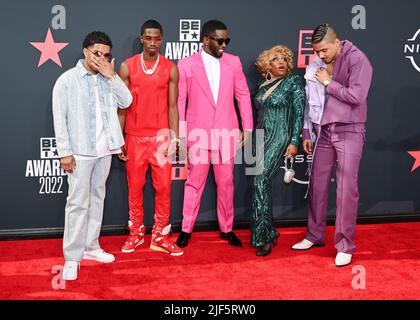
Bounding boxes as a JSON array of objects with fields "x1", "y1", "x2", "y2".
[
  {"x1": 322, "y1": 40, "x2": 373, "y2": 125},
  {"x1": 303, "y1": 40, "x2": 373, "y2": 140}
]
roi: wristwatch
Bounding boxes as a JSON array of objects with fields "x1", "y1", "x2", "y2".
[{"x1": 323, "y1": 79, "x2": 331, "y2": 86}]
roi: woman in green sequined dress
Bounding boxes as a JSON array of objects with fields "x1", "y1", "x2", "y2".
[{"x1": 250, "y1": 45, "x2": 305, "y2": 256}]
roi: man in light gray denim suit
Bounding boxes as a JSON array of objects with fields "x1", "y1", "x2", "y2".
[{"x1": 52, "y1": 31, "x2": 132, "y2": 281}]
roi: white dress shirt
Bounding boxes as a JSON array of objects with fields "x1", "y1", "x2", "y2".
[{"x1": 201, "y1": 49, "x2": 220, "y2": 105}]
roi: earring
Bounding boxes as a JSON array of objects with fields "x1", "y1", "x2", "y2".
[{"x1": 265, "y1": 72, "x2": 272, "y2": 81}]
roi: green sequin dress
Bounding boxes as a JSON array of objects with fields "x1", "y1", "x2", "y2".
[{"x1": 250, "y1": 74, "x2": 305, "y2": 248}]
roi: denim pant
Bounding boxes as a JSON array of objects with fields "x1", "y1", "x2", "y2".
[{"x1": 63, "y1": 156, "x2": 112, "y2": 262}]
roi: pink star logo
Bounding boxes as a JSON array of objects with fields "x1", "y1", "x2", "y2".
[
  {"x1": 408, "y1": 151, "x2": 420, "y2": 172},
  {"x1": 30, "y1": 28, "x2": 69, "y2": 67}
]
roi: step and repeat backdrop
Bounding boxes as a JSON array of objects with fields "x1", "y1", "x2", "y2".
[{"x1": 1, "y1": 0, "x2": 419, "y2": 235}]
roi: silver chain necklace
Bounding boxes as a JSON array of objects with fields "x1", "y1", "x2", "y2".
[{"x1": 141, "y1": 52, "x2": 159, "y2": 75}]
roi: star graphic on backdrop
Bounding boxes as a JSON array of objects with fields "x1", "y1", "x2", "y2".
[
  {"x1": 53, "y1": 149, "x2": 59, "y2": 157},
  {"x1": 30, "y1": 28, "x2": 69, "y2": 67},
  {"x1": 408, "y1": 151, "x2": 420, "y2": 172},
  {"x1": 191, "y1": 32, "x2": 199, "y2": 40}
]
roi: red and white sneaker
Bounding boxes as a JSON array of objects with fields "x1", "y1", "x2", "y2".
[
  {"x1": 150, "y1": 225, "x2": 183, "y2": 256},
  {"x1": 121, "y1": 222, "x2": 145, "y2": 253}
]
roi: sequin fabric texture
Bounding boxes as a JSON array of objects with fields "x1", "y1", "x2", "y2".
[{"x1": 250, "y1": 75, "x2": 305, "y2": 248}]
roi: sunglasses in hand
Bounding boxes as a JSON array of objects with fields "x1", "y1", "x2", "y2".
[{"x1": 86, "y1": 48, "x2": 113, "y2": 62}]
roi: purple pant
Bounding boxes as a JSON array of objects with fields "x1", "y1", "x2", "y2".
[{"x1": 306, "y1": 123, "x2": 365, "y2": 254}]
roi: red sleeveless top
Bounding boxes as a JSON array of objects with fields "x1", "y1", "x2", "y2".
[{"x1": 124, "y1": 53, "x2": 173, "y2": 136}]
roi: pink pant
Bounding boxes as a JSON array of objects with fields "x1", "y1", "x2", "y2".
[{"x1": 181, "y1": 149, "x2": 235, "y2": 233}]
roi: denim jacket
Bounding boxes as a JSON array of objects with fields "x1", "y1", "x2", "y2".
[{"x1": 52, "y1": 60, "x2": 132, "y2": 157}]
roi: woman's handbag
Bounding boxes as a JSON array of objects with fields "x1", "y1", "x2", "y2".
[{"x1": 283, "y1": 157, "x2": 295, "y2": 184}]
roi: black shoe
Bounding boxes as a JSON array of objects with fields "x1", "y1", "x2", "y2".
[
  {"x1": 256, "y1": 232, "x2": 280, "y2": 257},
  {"x1": 176, "y1": 231, "x2": 191, "y2": 248},
  {"x1": 220, "y1": 231, "x2": 243, "y2": 247},
  {"x1": 256, "y1": 243, "x2": 272, "y2": 256},
  {"x1": 273, "y1": 232, "x2": 280, "y2": 247}
]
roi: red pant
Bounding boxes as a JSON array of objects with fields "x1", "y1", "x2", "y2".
[{"x1": 125, "y1": 134, "x2": 172, "y2": 231}]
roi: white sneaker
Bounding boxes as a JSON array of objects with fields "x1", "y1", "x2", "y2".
[
  {"x1": 83, "y1": 249, "x2": 115, "y2": 263},
  {"x1": 62, "y1": 261, "x2": 79, "y2": 281},
  {"x1": 335, "y1": 252, "x2": 352, "y2": 267},
  {"x1": 292, "y1": 239, "x2": 316, "y2": 250}
]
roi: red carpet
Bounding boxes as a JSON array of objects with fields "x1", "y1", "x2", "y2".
[{"x1": 0, "y1": 222, "x2": 419, "y2": 300}]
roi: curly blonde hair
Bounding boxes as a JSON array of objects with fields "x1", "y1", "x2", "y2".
[{"x1": 255, "y1": 45, "x2": 294, "y2": 78}]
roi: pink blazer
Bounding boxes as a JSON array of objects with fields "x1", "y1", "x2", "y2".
[{"x1": 177, "y1": 50, "x2": 253, "y2": 162}]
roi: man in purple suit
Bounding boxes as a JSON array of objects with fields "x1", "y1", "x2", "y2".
[{"x1": 292, "y1": 24, "x2": 373, "y2": 267}]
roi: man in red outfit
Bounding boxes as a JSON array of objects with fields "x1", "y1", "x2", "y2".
[{"x1": 118, "y1": 20, "x2": 183, "y2": 256}]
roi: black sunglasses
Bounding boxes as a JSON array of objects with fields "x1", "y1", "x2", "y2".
[
  {"x1": 86, "y1": 48, "x2": 113, "y2": 62},
  {"x1": 208, "y1": 36, "x2": 231, "y2": 46}
]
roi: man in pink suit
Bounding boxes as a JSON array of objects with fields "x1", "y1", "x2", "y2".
[{"x1": 176, "y1": 20, "x2": 253, "y2": 248}]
